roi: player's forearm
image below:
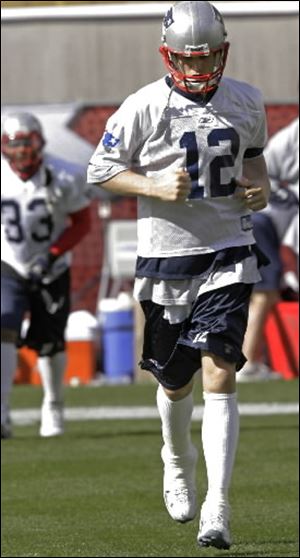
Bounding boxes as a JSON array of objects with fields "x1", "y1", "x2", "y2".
[
  {"x1": 94, "y1": 170, "x2": 154, "y2": 198},
  {"x1": 242, "y1": 156, "x2": 271, "y2": 205},
  {"x1": 50, "y1": 206, "x2": 91, "y2": 257},
  {"x1": 93, "y1": 169, "x2": 191, "y2": 202}
]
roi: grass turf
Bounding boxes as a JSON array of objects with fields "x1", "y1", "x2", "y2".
[
  {"x1": 1, "y1": 380, "x2": 299, "y2": 557},
  {"x1": 8, "y1": 375, "x2": 300, "y2": 408}
]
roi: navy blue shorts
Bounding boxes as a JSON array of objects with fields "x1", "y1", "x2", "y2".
[
  {"x1": 140, "y1": 283, "x2": 253, "y2": 391},
  {"x1": 1, "y1": 266, "x2": 70, "y2": 356},
  {"x1": 252, "y1": 213, "x2": 282, "y2": 291}
]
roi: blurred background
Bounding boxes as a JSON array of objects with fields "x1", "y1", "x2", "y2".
[{"x1": 1, "y1": 1, "x2": 299, "y2": 385}]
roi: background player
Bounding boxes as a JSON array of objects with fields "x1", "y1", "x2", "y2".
[
  {"x1": 1, "y1": 112, "x2": 91, "y2": 438},
  {"x1": 239, "y1": 116, "x2": 299, "y2": 381}
]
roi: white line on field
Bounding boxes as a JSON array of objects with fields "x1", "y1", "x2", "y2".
[{"x1": 11, "y1": 403, "x2": 299, "y2": 426}]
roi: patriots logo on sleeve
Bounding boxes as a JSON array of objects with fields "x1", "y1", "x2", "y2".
[{"x1": 103, "y1": 131, "x2": 120, "y2": 149}]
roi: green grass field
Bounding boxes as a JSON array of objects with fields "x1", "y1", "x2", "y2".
[{"x1": 1, "y1": 379, "x2": 299, "y2": 557}]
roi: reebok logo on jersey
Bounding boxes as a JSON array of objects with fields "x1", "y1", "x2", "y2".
[
  {"x1": 199, "y1": 115, "x2": 216, "y2": 128},
  {"x1": 103, "y1": 132, "x2": 120, "y2": 150}
]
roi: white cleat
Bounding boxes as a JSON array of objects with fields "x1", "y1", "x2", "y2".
[
  {"x1": 40, "y1": 402, "x2": 64, "y2": 437},
  {"x1": 197, "y1": 502, "x2": 231, "y2": 550},
  {"x1": 237, "y1": 362, "x2": 281, "y2": 383},
  {"x1": 162, "y1": 444, "x2": 198, "y2": 523}
]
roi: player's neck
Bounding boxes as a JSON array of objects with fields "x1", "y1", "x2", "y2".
[{"x1": 165, "y1": 75, "x2": 218, "y2": 105}]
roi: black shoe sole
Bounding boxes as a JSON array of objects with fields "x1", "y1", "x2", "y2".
[
  {"x1": 176, "y1": 515, "x2": 196, "y2": 524},
  {"x1": 198, "y1": 533, "x2": 230, "y2": 550}
]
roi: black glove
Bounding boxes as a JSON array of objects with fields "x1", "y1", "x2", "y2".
[{"x1": 28, "y1": 253, "x2": 57, "y2": 284}]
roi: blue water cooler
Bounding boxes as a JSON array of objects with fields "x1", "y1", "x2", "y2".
[{"x1": 99, "y1": 294, "x2": 134, "y2": 383}]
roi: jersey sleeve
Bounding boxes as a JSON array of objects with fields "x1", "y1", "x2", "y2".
[
  {"x1": 59, "y1": 171, "x2": 91, "y2": 214},
  {"x1": 87, "y1": 93, "x2": 144, "y2": 184},
  {"x1": 264, "y1": 119, "x2": 299, "y2": 191},
  {"x1": 243, "y1": 88, "x2": 268, "y2": 160},
  {"x1": 50, "y1": 206, "x2": 91, "y2": 256}
]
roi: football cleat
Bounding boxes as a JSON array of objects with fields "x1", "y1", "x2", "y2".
[
  {"x1": 40, "y1": 401, "x2": 64, "y2": 437},
  {"x1": 197, "y1": 502, "x2": 231, "y2": 550},
  {"x1": 237, "y1": 362, "x2": 281, "y2": 383},
  {"x1": 162, "y1": 444, "x2": 198, "y2": 523},
  {"x1": 1, "y1": 418, "x2": 12, "y2": 440}
]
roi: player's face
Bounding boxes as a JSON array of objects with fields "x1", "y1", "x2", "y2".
[
  {"x1": 175, "y1": 52, "x2": 222, "y2": 77},
  {"x1": 2, "y1": 133, "x2": 44, "y2": 180}
]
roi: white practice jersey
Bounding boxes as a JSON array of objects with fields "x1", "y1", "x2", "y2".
[
  {"x1": 264, "y1": 117, "x2": 299, "y2": 199},
  {"x1": 261, "y1": 118, "x2": 299, "y2": 240},
  {"x1": 1, "y1": 158, "x2": 90, "y2": 280},
  {"x1": 88, "y1": 76, "x2": 267, "y2": 258}
]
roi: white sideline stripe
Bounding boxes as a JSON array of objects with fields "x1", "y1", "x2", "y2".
[{"x1": 11, "y1": 403, "x2": 299, "y2": 426}]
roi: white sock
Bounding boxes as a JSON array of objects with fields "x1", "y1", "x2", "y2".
[
  {"x1": 201, "y1": 392, "x2": 239, "y2": 509},
  {"x1": 38, "y1": 352, "x2": 66, "y2": 405},
  {"x1": 1, "y1": 342, "x2": 17, "y2": 424},
  {"x1": 156, "y1": 384, "x2": 194, "y2": 457}
]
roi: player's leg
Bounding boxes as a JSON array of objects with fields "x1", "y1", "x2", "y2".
[
  {"x1": 1, "y1": 329, "x2": 18, "y2": 439},
  {"x1": 183, "y1": 283, "x2": 252, "y2": 550},
  {"x1": 26, "y1": 270, "x2": 70, "y2": 437},
  {"x1": 37, "y1": 352, "x2": 66, "y2": 407},
  {"x1": 139, "y1": 300, "x2": 200, "y2": 523},
  {"x1": 38, "y1": 352, "x2": 66, "y2": 437},
  {"x1": 239, "y1": 212, "x2": 281, "y2": 381},
  {"x1": 157, "y1": 379, "x2": 198, "y2": 523},
  {"x1": 1, "y1": 271, "x2": 29, "y2": 438},
  {"x1": 197, "y1": 353, "x2": 237, "y2": 550},
  {"x1": 239, "y1": 289, "x2": 280, "y2": 381}
]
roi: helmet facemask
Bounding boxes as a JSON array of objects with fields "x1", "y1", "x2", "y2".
[
  {"x1": 1, "y1": 113, "x2": 45, "y2": 181},
  {"x1": 160, "y1": 43, "x2": 229, "y2": 95}
]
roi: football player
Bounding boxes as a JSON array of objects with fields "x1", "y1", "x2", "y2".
[
  {"x1": 87, "y1": 1, "x2": 270, "y2": 550},
  {"x1": 1, "y1": 112, "x2": 91, "y2": 438},
  {"x1": 240, "y1": 117, "x2": 299, "y2": 381}
]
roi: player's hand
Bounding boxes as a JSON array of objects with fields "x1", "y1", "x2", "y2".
[
  {"x1": 28, "y1": 253, "x2": 56, "y2": 285},
  {"x1": 234, "y1": 177, "x2": 268, "y2": 211},
  {"x1": 151, "y1": 168, "x2": 192, "y2": 201}
]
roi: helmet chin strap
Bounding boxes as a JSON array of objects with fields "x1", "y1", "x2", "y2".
[{"x1": 172, "y1": 68, "x2": 221, "y2": 95}]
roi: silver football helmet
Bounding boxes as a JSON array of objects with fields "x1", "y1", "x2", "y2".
[
  {"x1": 160, "y1": 1, "x2": 229, "y2": 94},
  {"x1": 1, "y1": 112, "x2": 45, "y2": 180}
]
